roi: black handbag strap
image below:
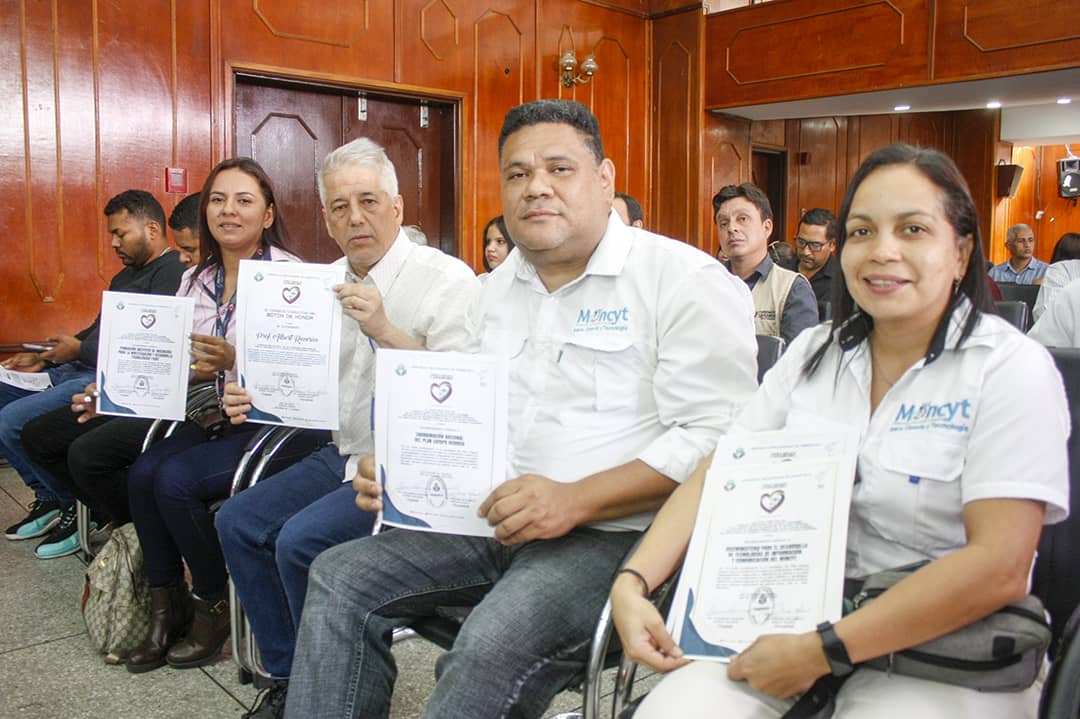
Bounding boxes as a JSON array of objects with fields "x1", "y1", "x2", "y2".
[{"x1": 780, "y1": 674, "x2": 850, "y2": 719}]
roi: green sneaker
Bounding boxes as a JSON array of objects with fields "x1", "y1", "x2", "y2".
[
  {"x1": 5, "y1": 499, "x2": 62, "y2": 540},
  {"x1": 35, "y1": 506, "x2": 79, "y2": 559}
]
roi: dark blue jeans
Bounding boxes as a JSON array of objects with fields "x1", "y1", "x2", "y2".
[
  {"x1": 216, "y1": 445, "x2": 374, "y2": 678},
  {"x1": 0, "y1": 362, "x2": 94, "y2": 503},
  {"x1": 127, "y1": 422, "x2": 260, "y2": 599},
  {"x1": 285, "y1": 527, "x2": 640, "y2": 719}
]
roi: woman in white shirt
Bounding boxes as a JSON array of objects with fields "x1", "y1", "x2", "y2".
[{"x1": 611, "y1": 143, "x2": 1070, "y2": 719}]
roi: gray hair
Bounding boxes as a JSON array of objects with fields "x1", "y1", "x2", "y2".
[
  {"x1": 318, "y1": 138, "x2": 399, "y2": 206},
  {"x1": 1006, "y1": 223, "x2": 1033, "y2": 242}
]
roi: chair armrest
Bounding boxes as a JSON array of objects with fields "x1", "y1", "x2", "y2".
[{"x1": 1039, "y1": 604, "x2": 1080, "y2": 719}]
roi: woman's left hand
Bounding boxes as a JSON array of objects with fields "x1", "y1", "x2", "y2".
[
  {"x1": 727, "y1": 632, "x2": 830, "y2": 699},
  {"x1": 191, "y1": 334, "x2": 235, "y2": 374}
]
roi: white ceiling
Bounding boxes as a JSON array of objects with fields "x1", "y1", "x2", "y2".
[{"x1": 711, "y1": 67, "x2": 1080, "y2": 145}]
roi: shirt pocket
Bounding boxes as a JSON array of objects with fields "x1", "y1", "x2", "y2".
[
  {"x1": 862, "y1": 436, "x2": 967, "y2": 554},
  {"x1": 562, "y1": 332, "x2": 642, "y2": 414}
]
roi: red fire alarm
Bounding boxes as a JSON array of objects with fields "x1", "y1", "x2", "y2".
[{"x1": 165, "y1": 167, "x2": 188, "y2": 193}]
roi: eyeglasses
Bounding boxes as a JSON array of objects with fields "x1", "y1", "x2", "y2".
[{"x1": 794, "y1": 237, "x2": 827, "y2": 252}]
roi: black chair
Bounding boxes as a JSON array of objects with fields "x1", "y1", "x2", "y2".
[
  {"x1": 998, "y1": 283, "x2": 1040, "y2": 321},
  {"x1": 995, "y1": 300, "x2": 1031, "y2": 331}
]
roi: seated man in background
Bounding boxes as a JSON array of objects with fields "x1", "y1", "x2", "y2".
[
  {"x1": 284, "y1": 99, "x2": 759, "y2": 719},
  {"x1": 714, "y1": 183, "x2": 817, "y2": 344},
  {"x1": 215, "y1": 138, "x2": 479, "y2": 719},
  {"x1": 989, "y1": 223, "x2": 1047, "y2": 285},
  {"x1": 2, "y1": 190, "x2": 185, "y2": 558},
  {"x1": 613, "y1": 190, "x2": 645, "y2": 228},
  {"x1": 794, "y1": 207, "x2": 838, "y2": 318},
  {"x1": 20, "y1": 193, "x2": 202, "y2": 545}
]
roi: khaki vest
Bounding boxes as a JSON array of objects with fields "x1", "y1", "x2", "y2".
[{"x1": 751, "y1": 266, "x2": 799, "y2": 337}]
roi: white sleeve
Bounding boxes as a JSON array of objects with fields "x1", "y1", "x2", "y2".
[{"x1": 1029, "y1": 280, "x2": 1080, "y2": 348}]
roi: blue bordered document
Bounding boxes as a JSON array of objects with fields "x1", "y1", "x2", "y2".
[
  {"x1": 667, "y1": 427, "x2": 858, "y2": 661},
  {"x1": 373, "y1": 348, "x2": 509, "y2": 537},
  {"x1": 235, "y1": 260, "x2": 345, "y2": 430},
  {"x1": 96, "y1": 291, "x2": 195, "y2": 421}
]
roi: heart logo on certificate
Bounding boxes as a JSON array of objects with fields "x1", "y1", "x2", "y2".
[
  {"x1": 139, "y1": 313, "x2": 156, "y2": 329},
  {"x1": 282, "y1": 286, "x2": 301, "y2": 304},
  {"x1": 760, "y1": 490, "x2": 785, "y2": 513},
  {"x1": 430, "y1": 381, "x2": 452, "y2": 403}
]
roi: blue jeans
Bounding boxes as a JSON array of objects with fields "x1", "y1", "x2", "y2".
[
  {"x1": 0, "y1": 362, "x2": 94, "y2": 503},
  {"x1": 216, "y1": 444, "x2": 373, "y2": 678},
  {"x1": 285, "y1": 527, "x2": 640, "y2": 719}
]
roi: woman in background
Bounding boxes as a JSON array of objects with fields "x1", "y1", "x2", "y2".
[{"x1": 480, "y1": 215, "x2": 514, "y2": 278}]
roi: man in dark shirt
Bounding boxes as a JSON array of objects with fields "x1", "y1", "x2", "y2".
[
  {"x1": 1, "y1": 190, "x2": 185, "y2": 559},
  {"x1": 794, "y1": 207, "x2": 838, "y2": 320}
]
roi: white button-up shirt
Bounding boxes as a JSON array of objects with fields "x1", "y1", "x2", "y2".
[
  {"x1": 337, "y1": 230, "x2": 480, "y2": 482},
  {"x1": 472, "y1": 212, "x2": 759, "y2": 531},
  {"x1": 736, "y1": 299, "x2": 1070, "y2": 577},
  {"x1": 1030, "y1": 277, "x2": 1080, "y2": 348}
]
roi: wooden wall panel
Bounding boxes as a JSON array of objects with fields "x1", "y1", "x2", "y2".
[
  {"x1": 933, "y1": 0, "x2": 1080, "y2": 82},
  {"x1": 1000, "y1": 145, "x2": 1080, "y2": 265},
  {"x1": 539, "y1": 1, "x2": 650, "y2": 220},
  {"x1": 786, "y1": 117, "x2": 848, "y2": 240},
  {"x1": 701, "y1": 112, "x2": 751, "y2": 257},
  {"x1": 705, "y1": 0, "x2": 931, "y2": 110},
  {"x1": 652, "y1": 8, "x2": 703, "y2": 246},
  {"x1": 948, "y1": 110, "x2": 1001, "y2": 260}
]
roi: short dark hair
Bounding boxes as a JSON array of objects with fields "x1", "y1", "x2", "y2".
[
  {"x1": 103, "y1": 190, "x2": 166, "y2": 232},
  {"x1": 803, "y1": 143, "x2": 992, "y2": 377},
  {"x1": 712, "y1": 183, "x2": 773, "y2": 224},
  {"x1": 798, "y1": 207, "x2": 836, "y2": 230},
  {"x1": 481, "y1": 215, "x2": 514, "y2": 273},
  {"x1": 168, "y1": 193, "x2": 200, "y2": 234},
  {"x1": 498, "y1": 100, "x2": 604, "y2": 164},
  {"x1": 1050, "y1": 233, "x2": 1080, "y2": 264},
  {"x1": 615, "y1": 192, "x2": 644, "y2": 224}
]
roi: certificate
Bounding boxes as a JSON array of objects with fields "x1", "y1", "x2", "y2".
[
  {"x1": 235, "y1": 260, "x2": 345, "y2": 430},
  {"x1": 0, "y1": 368, "x2": 52, "y2": 392},
  {"x1": 667, "y1": 428, "x2": 858, "y2": 661},
  {"x1": 374, "y1": 348, "x2": 509, "y2": 537},
  {"x1": 96, "y1": 291, "x2": 195, "y2": 421}
]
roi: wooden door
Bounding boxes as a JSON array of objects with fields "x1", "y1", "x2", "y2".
[{"x1": 234, "y1": 77, "x2": 457, "y2": 263}]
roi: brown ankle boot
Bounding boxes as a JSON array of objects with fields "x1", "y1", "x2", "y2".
[
  {"x1": 166, "y1": 596, "x2": 230, "y2": 669},
  {"x1": 127, "y1": 585, "x2": 193, "y2": 673}
]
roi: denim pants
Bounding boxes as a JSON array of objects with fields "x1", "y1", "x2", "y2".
[
  {"x1": 215, "y1": 443, "x2": 372, "y2": 679},
  {"x1": 0, "y1": 362, "x2": 94, "y2": 503},
  {"x1": 127, "y1": 422, "x2": 259, "y2": 598},
  {"x1": 285, "y1": 526, "x2": 640, "y2": 719}
]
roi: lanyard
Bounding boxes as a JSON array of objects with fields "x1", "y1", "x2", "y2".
[{"x1": 200, "y1": 245, "x2": 267, "y2": 394}]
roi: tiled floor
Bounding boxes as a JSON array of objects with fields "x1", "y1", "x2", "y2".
[{"x1": 0, "y1": 466, "x2": 652, "y2": 718}]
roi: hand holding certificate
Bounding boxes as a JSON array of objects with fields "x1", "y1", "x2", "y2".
[
  {"x1": 96, "y1": 291, "x2": 195, "y2": 421},
  {"x1": 235, "y1": 260, "x2": 345, "y2": 430},
  {"x1": 374, "y1": 348, "x2": 508, "y2": 536},
  {"x1": 666, "y1": 428, "x2": 858, "y2": 661}
]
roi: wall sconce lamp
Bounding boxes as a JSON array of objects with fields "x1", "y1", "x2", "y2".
[{"x1": 559, "y1": 50, "x2": 598, "y2": 87}]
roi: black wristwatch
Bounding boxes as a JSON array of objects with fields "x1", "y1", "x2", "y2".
[{"x1": 816, "y1": 621, "x2": 854, "y2": 677}]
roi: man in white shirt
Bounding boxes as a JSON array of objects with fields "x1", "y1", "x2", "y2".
[
  {"x1": 988, "y1": 223, "x2": 1048, "y2": 285},
  {"x1": 215, "y1": 138, "x2": 480, "y2": 719},
  {"x1": 285, "y1": 100, "x2": 759, "y2": 718}
]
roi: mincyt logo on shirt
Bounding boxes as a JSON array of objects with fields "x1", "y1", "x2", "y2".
[
  {"x1": 890, "y1": 399, "x2": 972, "y2": 434},
  {"x1": 573, "y1": 306, "x2": 630, "y2": 335}
]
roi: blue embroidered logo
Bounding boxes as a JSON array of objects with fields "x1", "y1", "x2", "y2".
[
  {"x1": 573, "y1": 306, "x2": 630, "y2": 334},
  {"x1": 891, "y1": 400, "x2": 972, "y2": 433}
]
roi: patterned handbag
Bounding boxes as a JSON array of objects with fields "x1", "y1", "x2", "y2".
[{"x1": 80, "y1": 523, "x2": 151, "y2": 664}]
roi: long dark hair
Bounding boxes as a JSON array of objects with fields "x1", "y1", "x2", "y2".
[
  {"x1": 189, "y1": 157, "x2": 293, "y2": 286},
  {"x1": 804, "y1": 143, "x2": 993, "y2": 377},
  {"x1": 1050, "y1": 233, "x2": 1080, "y2": 264},
  {"x1": 482, "y1": 215, "x2": 514, "y2": 272}
]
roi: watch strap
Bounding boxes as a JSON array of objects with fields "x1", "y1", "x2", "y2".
[{"x1": 816, "y1": 621, "x2": 854, "y2": 677}]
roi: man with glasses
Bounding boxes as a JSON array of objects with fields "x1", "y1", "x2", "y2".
[
  {"x1": 714, "y1": 183, "x2": 817, "y2": 343},
  {"x1": 989, "y1": 224, "x2": 1047, "y2": 285},
  {"x1": 795, "y1": 208, "x2": 838, "y2": 319}
]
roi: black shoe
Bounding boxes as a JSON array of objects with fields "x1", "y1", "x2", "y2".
[
  {"x1": 243, "y1": 680, "x2": 288, "y2": 719},
  {"x1": 4, "y1": 498, "x2": 62, "y2": 540}
]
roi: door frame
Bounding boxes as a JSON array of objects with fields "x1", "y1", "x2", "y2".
[{"x1": 225, "y1": 61, "x2": 465, "y2": 256}]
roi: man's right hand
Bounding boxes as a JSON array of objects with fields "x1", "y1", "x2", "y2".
[
  {"x1": 71, "y1": 382, "x2": 100, "y2": 423},
  {"x1": 2, "y1": 352, "x2": 46, "y2": 373},
  {"x1": 221, "y1": 382, "x2": 252, "y2": 425},
  {"x1": 352, "y1": 454, "x2": 383, "y2": 513}
]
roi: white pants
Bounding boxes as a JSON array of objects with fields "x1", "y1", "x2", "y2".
[{"x1": 634, "y1": 661, "x2": 1041, "y2": 719}]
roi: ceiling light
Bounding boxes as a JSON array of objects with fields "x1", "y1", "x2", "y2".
[
  {"x1": 1058, "y1": 98, "x2": 1073, "y2": 105},
  {"x1": 894, "y1": 104, "x2": 911, "y2": 112},
  {"x1": 986, "y1": 100, "x2": 1002, "y2": 109}
]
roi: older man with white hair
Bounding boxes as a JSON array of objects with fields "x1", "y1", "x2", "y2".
[
  {"x1": 989, "y1": 223, "x2": 1047, "y2": 285},
  {"x1": 215, "y1": 137, "x2": 480, "y2": 719}
]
